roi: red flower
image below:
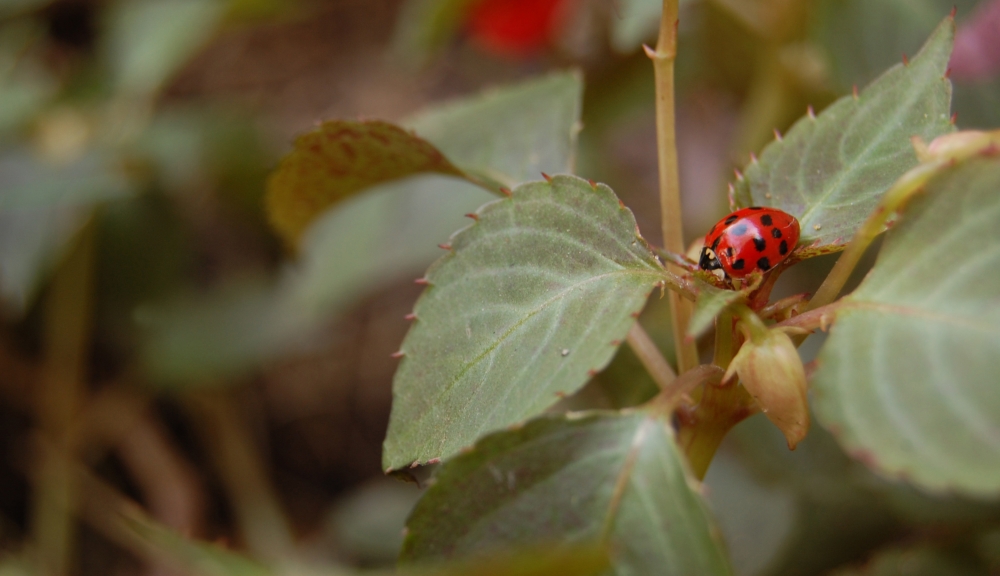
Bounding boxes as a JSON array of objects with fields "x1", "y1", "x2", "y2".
[{"x1": 466, "y1": 0, "x2": 574, "y2": 56}]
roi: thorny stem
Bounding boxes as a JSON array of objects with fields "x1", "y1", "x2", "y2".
[
  {"x1": 32, "y1": 223, "x2": 96, "y2": 576},
  {"x1": 626, "y1": 323, "x2": 677, "y2": 392},
  {"x1": 648, "y1": 0, "x2": 698, "y2": 374}
]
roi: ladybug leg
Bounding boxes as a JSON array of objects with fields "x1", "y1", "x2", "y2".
[{"x1": 657, "y1": 248, "x2": 700, "y2": 272}]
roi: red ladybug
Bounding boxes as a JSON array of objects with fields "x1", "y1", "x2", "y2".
[{"x1": 699, "y1": 207, "x2": 800, "y2": 281}]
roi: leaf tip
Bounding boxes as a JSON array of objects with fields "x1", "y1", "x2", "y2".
[
  {"x1": 438, "y1": 242, "x2": 452, "y2": 250},
  {"x1": 951, "y1": 112, "x2": 958, "y2": 125},
  {"x1": 464, "y1": 212, "x2": 480, "y2": 221},
  {"x1": 902, "y1": 52, "x2": 910, "y2": 66},
  {"x1": 852, "y1": 84, "x2": 859, "y2": 99},
  {"x1": 404, "y1": 313, "x2": 417, "y2": 321},
  {"x1": 587, "y1": 368, "x2": 599, "y2": 377},
  {"x1": 618, "y1": 198, "x2": 626, "y2": 209},
  {"x1": 773, "y1": 128, "x2": 783, "y2": 142},
  {"x1": 587, "y1": 179, "x2": 598, "y2": 189},
  {"x1": 630, "y1": 311, "x2": 641, "y2": 318},
  {"x1": 749, "y1": 152, "x2": 758, "y2": 164},
  {"x1": 733, "y1": 168, "x2": 744, "y2": 181},
  {"x1": 500, "y1": 186, "x2": 513, "y2": 197},
  {"x1": 409, "y1": 460, "x2": 421, "y2": 469},
  {"x1": 944, "y1": 66, "x2": 952, "y2": 79},
  {"x1": 541, "y1": 172, "x2": 553, "y2": 183},
  {"x1": 391, "y1": 350, "x2": 406, "y2": 359},
  {"x1": 807, "y1": 105, "x2": 815, "y2": 119},
  {"x1": 414, "y1": 277, "x2": 431, "y2": 285},
  {"x1": 426, "y1": 457, "x2": 441, "y2": 465},
  {"x1": 950, "y1": 4, "x2": 957, "y2": 18},
  {"x1": 610, "y1": 339, "x2": 621, "y2": 346},
  {"x1": 555, "y1": 390, "x2": 567, "y2": 399}
]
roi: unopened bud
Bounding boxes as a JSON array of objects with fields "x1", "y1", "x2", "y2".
[{"x1": 724, "y1": 327, "x2": 809, "y2": 449}]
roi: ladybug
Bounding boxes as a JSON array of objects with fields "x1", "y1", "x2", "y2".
[{"x1": 699, "y1": 207, "x2": 800, "y2": 281}]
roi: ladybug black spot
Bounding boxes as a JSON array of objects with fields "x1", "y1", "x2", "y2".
[
  {"x1": 771, "y1": 228, "x2": 782, "y2": 239},
  {"x1": 759, "y1": 214, "x2": 773, "y2": 226},
  {"x1": 726, "y1": 247, "x2": 734, "y2": 257},
  {"x1": 757, "y1": 257, "x2": 771, "y2": 271},
  {"x1": 724, "y1": 214, "x2": 739, "y2": 225},
  {"x1": 730, "y1": 223, "x2": 748, "y2": 236},
  {"x1": 779, "y1": 240, "x2": 788, "y2": 255},
  {"x1": 752, "y1": 236, "x2": 766, "y2": 251},
  {"x1": 732, "y1": 259, "x2": 746, "y2": 270},
  {"x1": 712, "y1": 236, "x2": 721, "y2": 250}
]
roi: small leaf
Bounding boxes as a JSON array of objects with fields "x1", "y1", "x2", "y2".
[
  {"x1": 382, "y1": 175, "x2": 665, "y2": 470},
  {"x1": 265, "y1": 120, "x2": 464, "y2": 244},
  {"x1": 402, "y1": 411, "x2": 733, "y2": 576},
  {"x1": 732, "y1": 17, "x2": 955, "y2": 250},
  {"x1": 812, "y1": 156, "x2": 1000, "y2": 497},
  {"x1": 687, "y1": 278, "x2": 744, "y2": 338}
]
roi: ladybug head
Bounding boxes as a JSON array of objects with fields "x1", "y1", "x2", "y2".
[{"x1": 699, "y1": 247, "x2": 726, "y2": 280}]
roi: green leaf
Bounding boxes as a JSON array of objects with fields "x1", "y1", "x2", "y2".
[
  {"x1": 687, "y1": 278, "x2": 744, "y2": 338},
  {"x1": 812, "y1": 156, "x2": 1000, "y2": 497},
  {"x1": 382, "y1": 175, "x2": 664, "y2": 470},
  {"x1": 405, "y1": 70, "x2": 583, "y2": 190},
  {"x1": 402, "y1": 411, "x2": 733, "y2": 576},
  {"x1": 0, "y1": 151, "x2": 131, "y2": 311},
  {"x1": 105, "y1": 0, "x2": 226, "y2": 96},
  {"x1": 732, "y1": 17, "x2": 954, "y2": 250},
  {"x1": 828, "y1": 546, "x2": 986, "y2": 576},
  {"x1": 265, "y1": 120, "x2": 465, "y2": 244}
]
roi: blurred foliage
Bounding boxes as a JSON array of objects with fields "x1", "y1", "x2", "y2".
[{"x1": 1, "y1": 0, "x2": 999, "y2": 575}]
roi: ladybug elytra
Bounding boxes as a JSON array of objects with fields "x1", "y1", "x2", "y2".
[{"x1": 699, "y1": 207, "x2": 800, "y2": 281}]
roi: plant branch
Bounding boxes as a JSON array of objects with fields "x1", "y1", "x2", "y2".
[
  {"x1": 647, "y1": 0, "x2": 698, "y2": 373},
  {"x1": 32, "y1": 222, "x2": 96, "y2": 576},
  {"x1": 626, "y1": 323, "x2": 676, "y2": 392}
]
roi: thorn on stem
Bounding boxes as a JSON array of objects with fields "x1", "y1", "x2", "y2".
[
  {"x1": 642, "y1": 43, "x2": 656, "y2": 59},
  {"x1": 587, "y1": 179, "x2": 598, "y2": 189}
]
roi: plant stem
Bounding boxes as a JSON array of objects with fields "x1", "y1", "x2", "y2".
[
  {"x1": 806, "y1": 159, "x2": 947, "y2": 311},
  {"x1": 626, "y1": 323, "x2": 676, "y2": 391},
  {"x1": 648, "y1": 0, "x2": 698, "y2": 374},
  {"x1": 186, "y1": 390, "x2": 296, "y2": 563},
  {"x1": 32, "y1": 223, "x2": 96, "y2": 576},
  {"x1": 676, "y1": 308, "x2": 754, "y2": 479}
]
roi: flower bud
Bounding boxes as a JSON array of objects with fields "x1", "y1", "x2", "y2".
[{"x1": 724, "y1": 327, "x2": 809, "y2": 449}]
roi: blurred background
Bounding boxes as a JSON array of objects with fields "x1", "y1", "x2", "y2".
[{"x1": 2, "y1": 0, "x2": 1000, "y2": 574}]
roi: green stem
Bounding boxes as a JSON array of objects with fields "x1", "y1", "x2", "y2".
[
  {"x1": 626, "y1": 323, "x2": 676, "y2": 392},
  {"x1": 32, "y1": 222, "x2": 96, "y2": 576},
  {"x1": 648, "y1": 0, "x2": 698, "y2": 374},
  {"x1": 806, "y1": 159, "x2": 948, "y2": 311}
]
